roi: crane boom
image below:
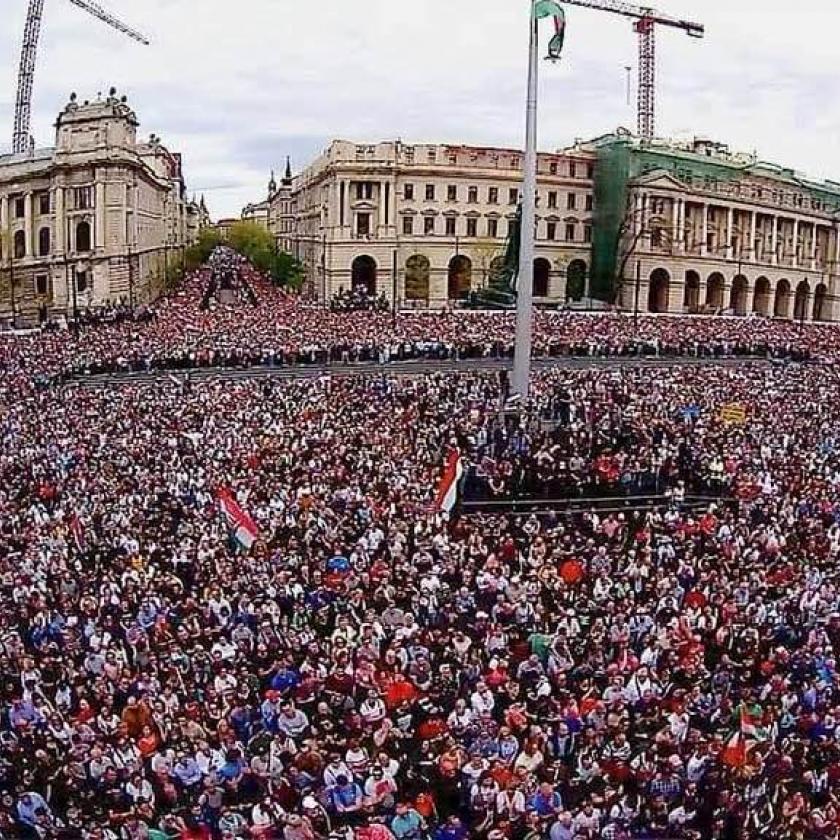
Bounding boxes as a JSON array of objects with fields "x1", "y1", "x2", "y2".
[
  {"x1": 560, "y1": 0, "x2": 703, "y2": 140},
  {"x1": 560, "y1": 0, "x2": 703, "y2": 35},
  {"x1": 11, "y1": 0, "x2": 149, "y2": 155},
  {"x1": 66, "y1": 0, "x2": 150, "y2": 44},
  {"x1": 12, "y1": 0, "x2": 46, "y2": 155}
]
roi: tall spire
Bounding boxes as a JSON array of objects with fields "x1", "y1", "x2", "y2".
[
  {"x1": 268, "y1": 169, "x2": 277, "y2": 198},
  {"x1": 282, "y1": 155, "x2": 292, "y2": 187}
]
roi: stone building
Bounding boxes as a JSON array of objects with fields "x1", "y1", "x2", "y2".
[
  {"x1": 0, "y1": 91, "x2": 191, "y2": 324},
  {"x1": 266, "y1": 132, "x2": 840, "y2": 321},
  {"x1": 267, "y1": 141, "x2": 594, "y2": 306},
  {"x1": 590, "y1": 132, "x2": 840, "y2": 321}
]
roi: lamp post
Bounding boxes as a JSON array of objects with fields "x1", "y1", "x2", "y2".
[{"x1": 512, "y1": 0, "x2": 540, "y2": 399}]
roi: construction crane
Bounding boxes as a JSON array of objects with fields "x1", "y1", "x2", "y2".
[
  {"x1": 11, "y1": 0, "x2": 149, "y2": 155},
  {"x1": 561, "y1": 0, "x2": 703, "y2": 141}
]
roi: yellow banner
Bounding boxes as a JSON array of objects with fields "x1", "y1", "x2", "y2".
[{"x1": 719, "y1": 403, "x2": 747, "y2": 425}]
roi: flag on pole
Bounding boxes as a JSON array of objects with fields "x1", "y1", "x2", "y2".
[
  {"x1": 534, "y1": 0, "x2": 566, "y2": 61},
  {"x1": 216, "y1": 487, "x2": 260, "y2": 550},
  {"x1": 434, "y1": 449, "x2": 464, "y2": 514}
]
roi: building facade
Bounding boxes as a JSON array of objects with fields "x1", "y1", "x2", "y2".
[
  {"x1": 266, "y1": 133, "x2": 840, "y2": 321},
  {"x1": 590, "y1": 133, "x2": 840, "y2": 322},
  {"x1": 268, "y1": 141, "x2": 595, "y2": 306},
  {"x1": 0, "y1": 91, "x2": 191, "y2": 324}
]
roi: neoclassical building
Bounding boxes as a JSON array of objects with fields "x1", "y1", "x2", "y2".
[
  {"x1": 0, "y1": 91, "x2": 192, "y2": 324},
  {"x1": 590, "y1": 133, "x2": 840, "y2": 321},
  {"x1": 265, "y1": 133, "x2": 840, "y2": 321},
  {"x1": 267, "y1": 141, "x2": 594, "y2": 306}
]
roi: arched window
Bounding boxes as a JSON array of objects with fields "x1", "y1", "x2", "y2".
[
  {"x1": 447, "y1": 255, "x2": 472, "y2": 300},
  {"x1": 350, "y1": 255, "x2": 377, "y2": 296},
  {"x1": 404, "y1": 255, "x2": 430, "y2": 301},
  {"x1": 38, "y1": 227, "x2": 51, "y2": 257},
  {"x1": 76, "y1": 220, "x2": 92, "y2": 253},
  {"x1": 533, "y1": 258, "x2": 551, "y2": 297},
  {"x1": 13, "y1": 230, "x2": 26, "y2": 260},
  {"x1": 648, "y1": 268, "x2": 670, "y2": 313}
]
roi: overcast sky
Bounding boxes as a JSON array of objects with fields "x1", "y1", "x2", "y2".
[{"x1": 1, "y1": 0, "x2": 838, "y2": 218}]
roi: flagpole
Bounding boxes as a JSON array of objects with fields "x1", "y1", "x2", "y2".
[{"x1": 512, "y1": 0, "x2": 539, "y2": 400}]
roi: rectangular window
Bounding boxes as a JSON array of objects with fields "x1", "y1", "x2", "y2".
[
  {"x1": 404, "y1": 184, "x2": 414, "y2": 201},
  {"x1": 488, "y1": 218, "x2": 499, "y2": 238},
  {"x1": 547, "y1": 222, "x2": 557, "y2": 241},
  {"x1": 425, "y1": 184, "x2": 435, "y2": 201},
  {"x1": 445, "y1": 216, "x2": 456, "y2": 236},
  {"x1": 424, "y1": 216, "x2": 435, "y2": 235},
  {"x1": 356, "y1": 213, "x2": 370, "y2": 236},
  {"x1": 567, "y1": 193, "x2": 577, "y2": 210},
  {"x1": 403, "y1": 215, "x2": 414, "y2": 235},
  {"x1": 586, "y1": 163, "x2": 594, "y2": 180},
  {"x1": 509, "y1": 188, "x2": 519, "y2": 205},
  {"x1": 468, "y1": 187, "x2": 478, "y2": 204},
  {"x1": 549, "y1": 161, "x2": 558, "y2": 175},
  {"x1": 74, "y1": 187, "x2": 93, "y2": 210},
  {"x1": 35, "y1": 275, "x2": 49, "y2": 296},
  {"x1": 447, "y1": 185, "x2": 457, "y2": 202},
  {"x1": 488, "y1": 187, "x2": 499, "y2": 205},
  {"x1": 585, "y1": 194, "x2": 593, "y2": 211},
  {"x1": 39, "y1": 193, "x2": 51, "y2": 215},
  {"x1": 364, "y1": 182, "x2": 373, "y2": 199},
  {"x1": 570, "y1": 162, "x2": 577, "y2": 179},
  {"x1": 548, "y1": 191, "x2": 557, "y2": 209},
  {"x1": 14, "y1": 197, "x2": 25, "y2": 218},
  {"x1": 565, "y1": 223, "x2": 576, "y2": 242},
  {"x1": 584, "y1": 224, "x2": 592, "y2": 244},
  {"x1": 466, "y1": 217, "x2": 477, "y2": 237}
]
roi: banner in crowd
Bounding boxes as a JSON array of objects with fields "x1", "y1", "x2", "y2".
[
  {"x1": 435, "y1": 449, "x2": 464, "y2": 514},
  {"x1": 216, "y1": 487, "x2": 260, "y2": 550},
  {"x1": 719, "y1": 403, "x2": 747, "y2": 425}
]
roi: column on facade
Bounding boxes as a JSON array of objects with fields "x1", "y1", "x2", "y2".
[
  {"x1": 811, "y1": 223, "x2": 818, "y2": 270},
  {"x1": 641, "y1": 193, "x2": 649, "y2": 246},
  {"x1": 0, "y1": 195, "x2": 6, "y2": 260},
  {"x1": 95, "y1": 182, "x2": 106, "y2": 249},
  {"x1": 633, "y1": 193, "x2": 642, "y2": 237},
  {"x1": 771, "y1": 216, "x2": 779, "y2": 265},
  {"x1": 383, "y1": 181, "x2": 391, "y2": 230},
  {"x1": 700, "y1": 204, "x2": 708, "y2": 257},
  {"x1": 24, "y1": 192, "x2": 34, "y2": 257},
  {"x1": 54, "y1": 187, "x2": 65, "y2": 254},
  {"x1": 792, "y1": 218, "x2": 799, "y2": 268},
  {"x1": 671, "y1": 198, "x2": 681, "y2": 250},
  {"x1": 726, "y1": 206, "x2": 734, "y2": 259},
  {"x1": 749, "y1": 211, "x2": 757, "y2": 264}
]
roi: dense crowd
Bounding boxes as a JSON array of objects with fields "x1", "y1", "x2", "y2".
[
  {"x1": 1, "y1": 248, "x2": 836, "y2": 389},
  {"x1": 330, "y1": 288, "x2": 391, "y2": 314},
  {"x1": 3, "y1": 254, "x2": 840, "y2": 839}
]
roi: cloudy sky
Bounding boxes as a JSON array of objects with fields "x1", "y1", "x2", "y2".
[{"x1": 1, "y1": 0, "x2": 837, "y2": 218}]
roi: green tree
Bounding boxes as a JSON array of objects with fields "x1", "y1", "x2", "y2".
[
  {"x1": 226, "y1": 221, "x2": 304, "y2": 290},
  {"x1": 184, "y1": 228, "x2": 224, "y2": 273}
]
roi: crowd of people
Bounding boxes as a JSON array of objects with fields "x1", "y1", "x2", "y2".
[
  {"x1": 330, "y1": 288, "x2": 391, "y2": 314},
  {"x1": 0, "y1": 249, "x2": 835, "y2": 389},
  {"x1": 3, "y1": 254, "x2": 840, "y2": 839}
]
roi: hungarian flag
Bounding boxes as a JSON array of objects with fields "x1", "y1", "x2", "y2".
[
  {"x1": 435, "y1": 449, "x2": 464, "y2": 514},
  {"x1": 216, "y1": 487, "x2": 259, "y2": 550},
  {"x1": 534, "y1": 0, "x2": 566, "y2": 61}
]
